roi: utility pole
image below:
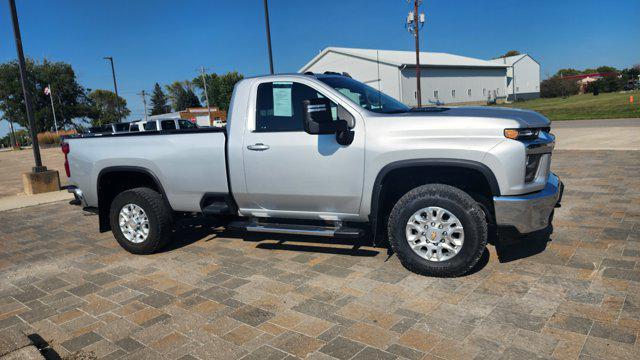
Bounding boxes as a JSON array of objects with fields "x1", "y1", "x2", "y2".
[
  {"x1": 103, "y1": 56, "x2": 120, "y2": 120},
  {"x1": 200, "y1": 66, "x2": 212, "y2": 126},
  {"x1": 263, "y1": 0, "x2": 274, "y2": 74},
  {"x1": 139, "y1": 90, "x2": 149, "y2": 121},
  {"x1": 9, "y1": 0, "x2": 45, "y2": 172},
  {"x1": 406, "y1": 0, "x2": 425, "y2": 108},
  {"x1": 45, "y1": 84, "x2": 59, "y2": 134}
]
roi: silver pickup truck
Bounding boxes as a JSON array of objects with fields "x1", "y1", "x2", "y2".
[{"x1": 63, "y1": 73, "x2": 563, "y2": 277}]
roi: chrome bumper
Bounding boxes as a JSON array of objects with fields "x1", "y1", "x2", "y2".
[
  {"x1": 493, "y1": 173, "x2": 563, "y2": 234},
  {"x1": 67, "y1": 186, "x2": 87, "y2": 207}
]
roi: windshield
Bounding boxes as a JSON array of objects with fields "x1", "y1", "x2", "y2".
[{"x1": 317, "y1": 76, "x2": 410, "y2": 114}]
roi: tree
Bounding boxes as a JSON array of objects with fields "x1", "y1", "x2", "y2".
[
  {"x1": 87, "y1": 89, "x2": 131, "y2": 126},
  {"x1": 496, "y1": 50, "x2": 521, "y2": 59},
  {"x1": 165, "y1": 81, "x2": 201, "y2": 111},
  {"x1": 540, "y1": 76, "x2": 579, "y2": 98},
  {"x1": 0, "y1": 129, "x2": 30, "y2": 147},
  {"x1": 596, "y1": 66, "x2": 618, "y2": 74},
  {"x1": 621, "y1": 66, "x2": 640, "y2": 83},
  {"x1": 0, "y1": 58, "x2": 93, "y2": 133},
  {"x1": 149, "y1": 83, "x2": 170, "y2": 115},
  {"x1": 192, "y1": 71, "x2": 244, "y2": 111}
]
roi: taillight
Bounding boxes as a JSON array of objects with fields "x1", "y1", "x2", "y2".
[{"x1": 61, "y1": 142, "x2": 70, "y2": 177}]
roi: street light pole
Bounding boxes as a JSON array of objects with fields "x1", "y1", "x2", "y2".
[
  {"x1": 263, "y1": 0, "x2": 275, "y2": 74},
  {"x1": 103, "y1": 57, "x2": 119, "y2": 98},
  {"x1": 8, "y1": 0, "x2": 45, "y2": 172},
  {"x1": 103, "y1": 56, "x2": 121, "y2": 120}
]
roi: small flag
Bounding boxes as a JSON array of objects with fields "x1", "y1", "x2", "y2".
[{"x1": 44, "y1": 86, "x2": 51, "y2": 96}]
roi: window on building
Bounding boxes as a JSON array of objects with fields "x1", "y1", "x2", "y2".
[
  {"x1": 467, "y1": 89, "x2": 472, "y2": 97},
  {"x1": 483, "y1": 88, "x2": 486, "y2": 96},
  {"x1": 255, "y1": 81, "x2": 337, "y2": 132},
  {"x1": 516, "y1": 87, "x2": 519, "y2": 92},
  {"x1": 451, "y1": 90, "x2": 456, "y2": 98},
  {"x1": 161, "y1": 120, "x2": 177, "y2": 130},
  {"x1": 434, "y1": 90, "x2": 439, "y2": 98}
]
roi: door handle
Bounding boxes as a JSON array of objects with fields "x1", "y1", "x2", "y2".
[{"x1": 247, "y1": 143, "x2": 270, "y2": 151}]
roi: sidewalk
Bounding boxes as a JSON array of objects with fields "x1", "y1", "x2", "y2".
[{"x1": 0, "y1": 190, "x2": 73, "y2": 212}]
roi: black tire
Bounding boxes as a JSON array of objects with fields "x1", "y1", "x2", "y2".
[
  {"x1": 388, "y1": 184, "x2": 487, "y2": 277},
  {"x1": 109, "y1": 187, "x2": 173, "y2": 254}
]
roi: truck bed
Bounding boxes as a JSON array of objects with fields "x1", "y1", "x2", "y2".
[{"x1": 65, "y1": 128, "x2": 229, "y2": 212}]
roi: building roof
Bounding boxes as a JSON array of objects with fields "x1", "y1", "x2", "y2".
[
  {"x1": 489, "y1": 54, "x2": 540, "y2": 66},
  {"x1": 299, "y1": 47, "x2": 508, "y2": 72},
  {"x1": 559, "y1": 72, "x2": 618, "y2": 80}
]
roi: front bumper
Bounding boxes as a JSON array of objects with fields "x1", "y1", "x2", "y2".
[{"x1": 493, "y1": 173, "x2": 564, "y2": 234}]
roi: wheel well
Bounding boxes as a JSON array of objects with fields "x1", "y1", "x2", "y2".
[
  {"x1": 97, "y1": 169, "x2": 164, "y2": 232},
  {"x1": 372, "y1": 165, "x2": 498, "y2": 244}
]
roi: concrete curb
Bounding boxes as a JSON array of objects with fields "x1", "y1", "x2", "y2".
[{"x1": 0, "y1": 190, "x2": 73, "y2": 212}]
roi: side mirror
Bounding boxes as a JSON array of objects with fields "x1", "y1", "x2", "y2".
[
  {"x1": 303, "y1": 98, "x2": 334, "y2": 134},
  {"x1": 335, "y1": 119, "x2": 354, "y2": 146}
]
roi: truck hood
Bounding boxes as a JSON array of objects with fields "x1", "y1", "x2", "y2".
[{"x1": 383, "y1": 106, "x2": 551, "y2": 129}]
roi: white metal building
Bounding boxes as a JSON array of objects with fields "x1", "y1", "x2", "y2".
[
  {"x1": 299, "y1": 47, "x2": 509, "y2": 106},
  {"x1": 489, "y1": 54, "x2": 540, "y2": 100}
]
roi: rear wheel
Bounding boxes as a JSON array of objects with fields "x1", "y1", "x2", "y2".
[
  {"x1": 109, "y1": 187, "x2": 173, "y2": 254},
  {"x1": 388, "y1": 184, "x2": 487, "y2": 277}
]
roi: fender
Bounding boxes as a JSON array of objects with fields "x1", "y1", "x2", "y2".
[
  {"x1": 368, "y1": 158, "x2": 501, "y2": 243},
  {"x1": 96, "y1": 166, "x2": 172, "y2": 232}
]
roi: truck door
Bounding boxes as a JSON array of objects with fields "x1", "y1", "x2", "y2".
[{"x1": 241, "y1": 80, "x2": 365, "y2": 218}]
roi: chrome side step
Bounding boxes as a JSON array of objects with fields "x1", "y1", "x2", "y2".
[{"x1": 228, "y1": 221, "x2": 364, "y2": 239}]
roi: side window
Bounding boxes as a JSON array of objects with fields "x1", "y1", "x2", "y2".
[
  {"x1": 143, "y1": 122, "x2": 157, "y2": 131},
  {"x1": 130, "y1": 124, "x2": 139, "y2": 131},
  {"x1": 161, "y1": 120, "x2": 177, "y2": 130},
  {"x1": 255, "y1": 82, "x2": 338, "y2": 132}
]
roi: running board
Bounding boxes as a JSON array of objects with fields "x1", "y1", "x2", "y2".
[
  {"x1": 202, "y1": 202, "x2": 231, "y2": 215},
  {"x1": 228, "y1": 221, "x2": 363, "y2": 239}
]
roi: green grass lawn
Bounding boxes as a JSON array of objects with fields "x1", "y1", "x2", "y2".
[{"x1": 494, "y1": 90, "x2": 640, "y2": 120}]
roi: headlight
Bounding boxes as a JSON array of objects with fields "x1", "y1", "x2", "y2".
[
  {"x1": 525, "y1": 154, "x2": 542, "y2": 182},
  {"x1": 504, "y1": 128, "x2": 540, "y2": 141}
]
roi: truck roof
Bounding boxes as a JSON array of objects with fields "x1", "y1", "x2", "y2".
[{"x1": 243, "y1": 72, "x2": 348, "y2": 81}]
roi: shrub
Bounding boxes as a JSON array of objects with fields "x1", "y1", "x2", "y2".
[
  {"x1": 540, "y1": 76, "x2": 579, "y2": 98},
  {"x1": 37, "y1": 129, "x2": 77, "y2": 145},
  {"x1": 585, "y1": 77, "x2": 624, "y2": 94}
]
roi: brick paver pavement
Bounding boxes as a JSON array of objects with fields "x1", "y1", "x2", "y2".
[{"x1": 0, "y1": 150, "x2": 638, "y2": 360}]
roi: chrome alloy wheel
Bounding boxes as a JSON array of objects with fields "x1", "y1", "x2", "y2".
[
  {"x1": 405, "y1": 206, "x2": 465, "y2": 262},
  {"x1": 118, "y1": 203, "x2": 150, "y2": 243}
]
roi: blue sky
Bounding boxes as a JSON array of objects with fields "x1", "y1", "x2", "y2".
[{"x1": 1, "y1": 0, "x2": 639, "y2": 137}]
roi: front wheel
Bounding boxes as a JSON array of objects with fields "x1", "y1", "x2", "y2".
[
  {"x1": 109, "y1": 187, "x2": 173, "y2": 254},
  {"x1": 388, "y1": 184, "x2": 487, "y2": 277}
]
